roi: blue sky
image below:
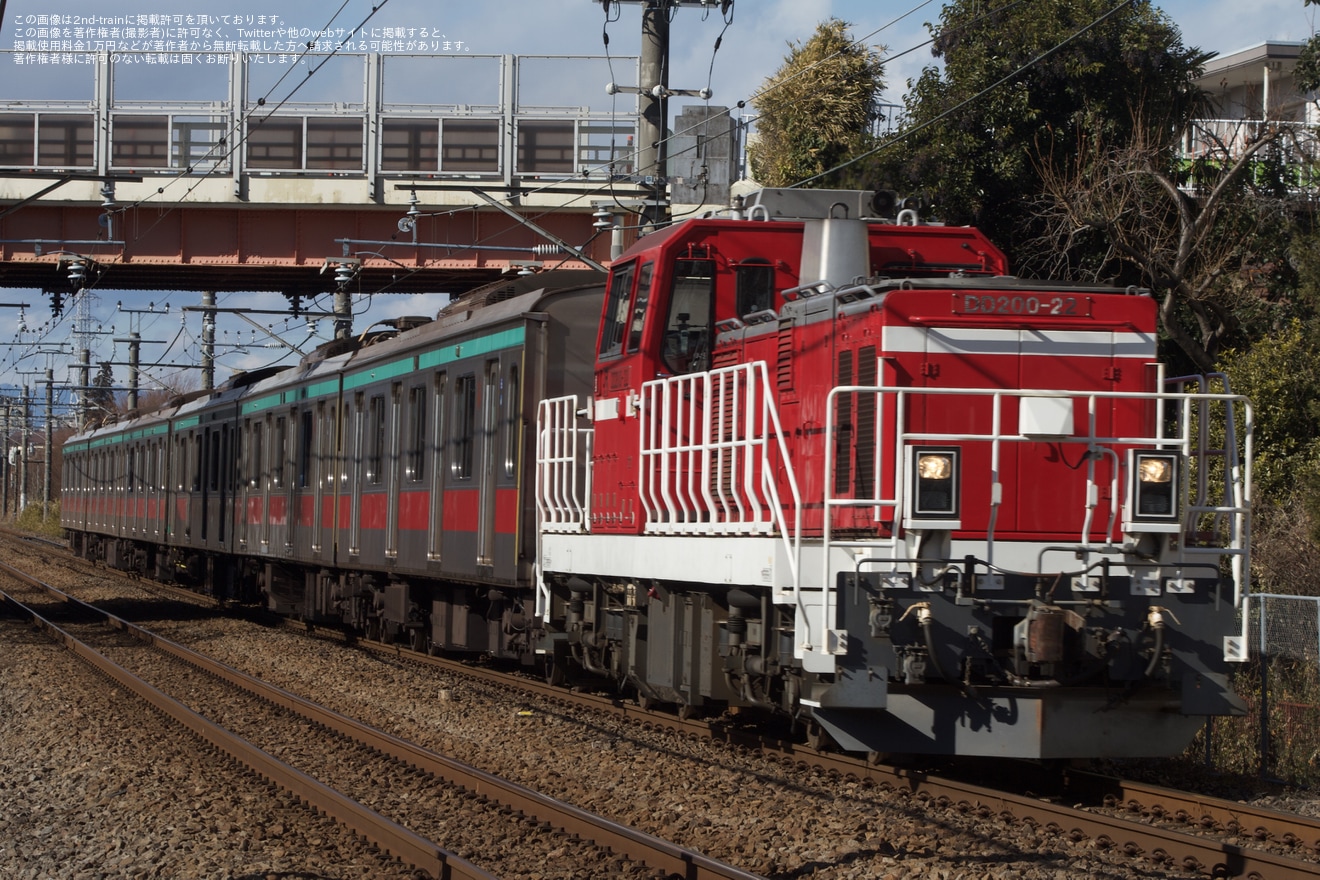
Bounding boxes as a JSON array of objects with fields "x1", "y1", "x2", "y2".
[
  {"x1": 8, "y1": 0, "x2": 1311, "y2": 134},
  {"x1": 1, "y1": 0, "x2": 1316, "y2": 401}
]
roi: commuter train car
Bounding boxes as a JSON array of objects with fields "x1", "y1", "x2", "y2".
[
  {"x1": 64, "y1": 270, "x2": 604, "y2": 658},
  {"x1": 62, "y1": 188, "x2": 1252, "y2": 760}
]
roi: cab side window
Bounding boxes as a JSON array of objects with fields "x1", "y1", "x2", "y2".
[
  {"x1": 598, "y1": 261, "x2": 636, "y2": 360},
  {"x1": 736, "y1": 257, "x2": 776, "y2": 318},
  {"x1": 662, "y1": 259, "x2": 715, "y2": 374},
  {"x1": 626, "y1": 262, "x2": 654, "y2": 353}
]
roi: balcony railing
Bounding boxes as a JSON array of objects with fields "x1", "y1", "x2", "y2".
[{"x1": 0, "y1": 50, "x2": 640, "y2": 186}]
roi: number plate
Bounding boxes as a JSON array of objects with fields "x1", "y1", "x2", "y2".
[{"x1": 951, "y1": 293, "x2": 1092, "y2": 317}]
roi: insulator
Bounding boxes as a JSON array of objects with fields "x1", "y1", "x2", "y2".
[
  {"x1": 531, "y1": 244, "x2": 566, "y2": 257},
  {"x1": 334, "y1": 265, "x2": 354, "y2": 285}
]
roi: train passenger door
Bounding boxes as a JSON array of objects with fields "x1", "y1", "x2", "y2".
[
  {"x1": 292, "y1": 407, "x2": 314, "y2": 556},
  {"x1": 312, "y1": 401, "x2": 327, "y2": 558},
  {"x1": 387, "y1": 382, "x2": 402, "y2": 559},
  {"x1": 349, "y1": 392, "x2": 364, "y2": 558},
  {"x1": 478, "y1": 360, "x2": 499, "y2": 568},
  {"x1": 201, "y1": 428, "x2": 214, "y2": 541},
  {"x1": 427, "y1": 372, "x2": 446, "y2": 563},
  {"x1": 238, "y1": 418, "x2": 255, "y2": 550},
  {"x1": 257, "y1": 417, "x2": 272, "y2": 552},
  {"x1": 401, "y1": 380, "x2": 427, "y2": 563}
]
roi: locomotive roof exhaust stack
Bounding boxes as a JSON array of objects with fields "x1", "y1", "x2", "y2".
[
  {"x1": 801, "y1": 216, "x2": 870, "y2": 291},
  {"x1": 741, "y1": 188, "x2": 875, "y2": 289}
]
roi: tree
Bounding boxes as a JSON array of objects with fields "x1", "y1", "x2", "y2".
[
  {"x1": 1031, "y1": 119, "x2": 1300, "y2": 371},
  {"x1": 1294, "y1": 0, "x2": 1320, "y2": 97},
  {"x1": 865, "y1": 1, "x2": 1210, "y2": 258},
  {"x1": 746, "y1": 19, "x2": 885, "y2": 188}
]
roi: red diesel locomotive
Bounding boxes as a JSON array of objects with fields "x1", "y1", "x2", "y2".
[{"x1": 63, "y1": 188, "x2": 1252, "y2": 759}]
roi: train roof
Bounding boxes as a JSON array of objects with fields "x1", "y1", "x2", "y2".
[
  {"x1": 615, "y1": 213, "x2": 1010, "y2": 278},
  {"x1": 65, "y1": 397, "x2": 181, "y2": 448}
]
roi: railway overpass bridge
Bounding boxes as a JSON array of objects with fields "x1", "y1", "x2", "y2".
[{"x1": 0, "y1": 50, "x2": 649, "y2": 318}]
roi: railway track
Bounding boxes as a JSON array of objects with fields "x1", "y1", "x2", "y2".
[
  {"x1": 9, "y1": 528, "x2": 1320, "y2": 879},
  {"x1": 334, "y1": 625, "x2": 1320, "y2": 879},
  {"x1": 0, "y1": 556, "x2": 764, "y2": 880}
]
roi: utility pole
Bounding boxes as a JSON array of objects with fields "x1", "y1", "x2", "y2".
[
  {"x1": 2, "y1": 402, "x2": 9, "y2": 517},
  {"x1": 638, "y1": 2, "x2": 669, "y2": 232},
  {"x1": 116, "y1": 301, "x2": 169, "y2": 411},
  {"x1": 334, "y1": 288, "x2": 352, "y2": 340},
  {"x1": 19, "y1": 385, "x2": 29, "y2": 512},
  {"x1": 43, "y1": 368, "x2": 52, "y2": 520},
  {"x1": 598, "y1": 1, "x2": 723, "y2": 231},
  {"x1": 202, "y1": 290, "x2": 216, "y2": 391},
  {"x1": 79, "y1": 348, "x2": 90, "y2": 429}
]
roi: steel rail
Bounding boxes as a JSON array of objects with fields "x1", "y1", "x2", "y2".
[
  {"x1": 0, "y1": 559, "x2": 765, "y2": 880},
  {"x1": 1063, "y1": 770, "x2": 1320, "y2": 857},
  {"x1": 0, "y1": 585, "x2": 493, "y2": 880},
  {"x1": 18, "y1": 534, "x2": 1315, "y2": 880},
  {"x1": 341, "y1": 635, "x2": 1320, "y2": 880}
]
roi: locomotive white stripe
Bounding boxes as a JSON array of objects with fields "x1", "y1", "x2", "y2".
[{"x1": 881, "y1": 325, "x2": 1156, "y2": 358}]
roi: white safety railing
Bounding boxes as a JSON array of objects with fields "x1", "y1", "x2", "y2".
[
  {"x1": 823, "y1": 378, "x2": 1253, "y2": 603},
  {"x1": 637, "y1": 361, "x2": 802, "y2": 578},
  {"x1": 535, "y1": 396, "x2": 592, "y2": 533}
]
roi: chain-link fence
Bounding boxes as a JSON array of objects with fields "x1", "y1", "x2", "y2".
[
  {"x1": 1248, "y1": 594, "x2": 1320, "y2": 662},
  {"x1": 1201, "y1": 594, "x2": 1320, "y2": 783}
]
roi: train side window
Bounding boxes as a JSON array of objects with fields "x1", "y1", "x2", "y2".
[
  {"x1": 407, "y1": 384, "x2": 426, "y2": 482},
  {"x1": 367, "y1": 395, "x2": 386, "y2": 484},
  {"x1": 250, "y1": 420, "x2": 263, "y2": 488},
  {"x1": 662, "y1": 259, "x2": 716, "y2": 374},
  {"x1": 390, "y1": 383, "x2": 402, "y2": 484},
  {"x1": 351, "y1": 393, "x2": 365, "y2": 492},
  {"x1": 317, "y1": 401, "x2": 333, "y2": 488},
  {"x1": 625, "y1": 261, "x2": 654, "y2": 353},
  {"x1": 504, "y1": 364, "x2": 520, "y2": 478},
  {"x1": 298, "y1": 409, "x2": 314, "y2": 488},
  {"x1": 598, "y1": 261, "x2": 636, "y2": 360},
  {"x1": 222, "y1": 425, "x2": 233, "y2": 493},
  {"x1": 192, "y1": 434, "x2": 202, "y2": 491},
  {"x1": 174, "y1": 436, "x2": 183, "y2": 491},
  {"x1": 273, "y1": 417, "x2": 286, "y2": 489},
  {"x1": 736, "y1": 257, "x2": 776, "y2": 317},
  {"x1": 454, "y1": 373, "x2": 476, "y2": 479},
  {"x1": 207, "y1": 431, "x2": 221, "y2": 492},
  {"x1": 324, "y1": 402, "x2": 341, "y2": 489}
]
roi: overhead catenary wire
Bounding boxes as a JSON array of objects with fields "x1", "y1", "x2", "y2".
[{"x1": 5, "y1": 0, "x2": 1073, "y2": 398}]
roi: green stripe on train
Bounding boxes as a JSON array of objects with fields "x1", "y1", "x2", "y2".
[{"x1": 417, "y1": 327, "x2": 525, "y2": 370}]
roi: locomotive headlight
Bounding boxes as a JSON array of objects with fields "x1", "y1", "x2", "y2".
[
  {"x1": 918, "y1": 453, "x2": 953, "y2": 481},
  {"x1": 1137, "y1": 456, "x2": 1172, "y2": 485},
  {"x1": 1130, "y1": 450, "x2": 1179, "y2": 524},
  {"x1": 911, "y1": 448, "x2": 959, "y2": 521}
]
